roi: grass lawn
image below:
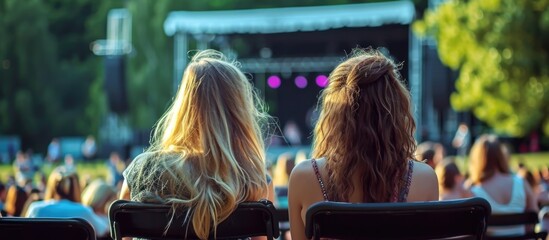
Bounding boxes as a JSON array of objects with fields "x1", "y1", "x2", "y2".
[
  {"x1": 0, "y1": 160, "x2": 110, "y2": 184},
  {"x1": 1, "y1": 152, "x2": 549, "y2": 184},
  {"x1": 453, "y1": 152, "x2": 549, "y2": 174}
]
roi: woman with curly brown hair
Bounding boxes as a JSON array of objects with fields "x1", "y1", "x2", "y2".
[{"x1": 288, "y1": 48, "x2": 438, "y2": 240}]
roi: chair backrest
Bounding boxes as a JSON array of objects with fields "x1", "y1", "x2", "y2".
[
  {"x1": 486, "y1": 211, "x2": 548, "y2": 240},
  {"x1": 109, "y1": 199, "x2": 280, "y2": 240},
  {"x1": 305, "y1": 197, "x2": 491, "y2": 240},
  {"x1": 276, "y1": 207, "x2": 290, "y2": 239},
  {"x1": 0, "y1": 217, "x2": 96, "y2": 240}
]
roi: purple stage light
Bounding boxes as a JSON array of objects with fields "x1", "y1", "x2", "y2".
[
  {"x1": 295, "y1": 76, "x2": 308, "y2": 89},
  {"x1": 267, "y1": 75, "x2": 281, "y2": 89},
  {"x1": 316, "y1": 75, "x2": 328, "y2": 88}
]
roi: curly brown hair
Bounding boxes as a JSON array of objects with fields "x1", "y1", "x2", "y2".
[{"x1": 312, "y1": 48, "x2": 416, "y2": 202}]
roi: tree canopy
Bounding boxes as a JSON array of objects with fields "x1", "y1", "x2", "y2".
[
  {"x1": 0, "y1": 0, "x2": 427, "y2": 152},
  {"x1": 414, "y1": 0, "x2": 549, "y2": 137}
]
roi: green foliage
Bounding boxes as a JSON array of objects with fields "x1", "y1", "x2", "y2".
[
  {"x1": 0, "y1": 0, "x2": 58, "y2": 150},
  {"x1": 415, "y1": 0, "x2": 549, "y2": 137},
  {"x1": 0, "y1": 0, "x2": 121, "y2": 151},
  {"x1": 124, "y1": 0, "x2": 174, "y2": 129},
  {"x1": 0, "y1": 0, "x2": 427, "y2": 152}
]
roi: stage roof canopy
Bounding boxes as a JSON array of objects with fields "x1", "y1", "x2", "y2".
[{"x1": 164, "y1": 1, "x2": 415, "y2": 36}]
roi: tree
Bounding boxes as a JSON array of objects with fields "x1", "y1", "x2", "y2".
[
  {"x1": 414, "y1": 0, "x2": 549, "y2": 136},
  {"x1": 0, "y1": 0, "x2": 119, "y2": 151},
  {"x1": 0, "y1": 0, "x2": 58, "y2": 151},
  {"x1": 123, "y1": 0, "x2": 424, "y2": 131},
  {"x1": 0, "y1": 0, "x2": 429, "y2": 152}
]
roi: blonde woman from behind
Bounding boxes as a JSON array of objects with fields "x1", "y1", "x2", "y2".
[{"x1": 120, "y1": 49, "x2": 275, "y2": 239}]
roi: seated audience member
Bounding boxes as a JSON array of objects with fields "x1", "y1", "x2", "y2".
[
  {"x1": 120, "y1": 49, "x2": 275, "y2": 239},
  {"x1": 13, "y1": 151, "x2": 34, "y2": 187},
  {"x1": 0, "y1": 182, "x2": 6, "y2": 214},
  {"x1": 20, "y1": 188, "x2": 42, "y2": 217},
  {"x1": 82, "y1": 180, "x2": 117, "y2": 227},
  {"x1": 517, "y1": 166, "x2": 549, "y2": 207},
  {"x1": 288, "y1": 48, "x2": 438, "y2": 240},
  {"x1": 468, "y1": 134, "x2": 538, "y2": 237},
  {"x1": 25, "y1": 166, "x2": 108, "y2": 237},
  {"x1": 4, "y1": 185, "x2": 28, "y2": 217},
  {"x1": 273, "y1": 152, "x2": 296, "y2": 208},
  {"x1": 273, "y1": 152, "x2": 296, "y2": 188},
  {"x1": 415, "y1": 141, "x2": 445, "y2": 169},
  {"x1": 517, "y1": 166, "x2": 539, "y2": 190},
  {"x1": 435, "y1": 157, "x2": 471, "y2": 200},
  {"x1": 107, "y1": 151, "x2": 125, "y2": 189}
]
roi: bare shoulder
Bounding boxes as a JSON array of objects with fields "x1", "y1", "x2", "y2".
[
  {"x1": 409, "y1": 160, "x2": 439, "y2": 201},
  {"x1": 289, "y1": 159, "x2": 316, "y2": 184},
  {"x1": 411, "y1": 160, "x2": 437, "y2": 185},
  {"x1": 412, "y1": 160, "x2": 436, "y2": 176}
]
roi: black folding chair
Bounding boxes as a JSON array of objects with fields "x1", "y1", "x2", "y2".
[
  {"x1": 276, "y1": 208, "x2": 290, "y2": 240},
  {"x1": 0, "y1": 217, "x2": 96, "y2": 240},
  {"x1": 485, "y1": 211, "x2": 548, "y2": 240},
  {"x1": 305, "y1": 197, "x2": 491, "y2": 240},
  {"x1": 109, "y1": 199, "x2": 280, "y2": 240}
]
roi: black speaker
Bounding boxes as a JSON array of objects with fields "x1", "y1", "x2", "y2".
[
  {"x1": 104, "y1": 55, "x2": 128, "y2": 113},
  {"x1": 425, "y1": 46, "x2": 454, "y2": 111}
]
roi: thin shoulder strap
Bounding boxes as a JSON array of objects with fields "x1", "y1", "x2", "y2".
[
  {"x1": 397, "y1": 160, "x2": 414, "y2": 202},
  {"x1": 311, "y1": 159, "x2": 329, "y2": 201}
]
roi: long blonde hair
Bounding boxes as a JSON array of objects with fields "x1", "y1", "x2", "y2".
[
  {"x1": 81, "y1": 179, "x2": 117, "y2": 214},
  {"x1": 145, "y1": 49, "x2": 269, "y2": 238},
  {"x1": 312, "y1": 48, "x2": 416, "y2": 202}
]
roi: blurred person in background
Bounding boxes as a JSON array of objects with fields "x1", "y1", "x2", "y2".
[
  {"x1": 517, "y1": 166, "x2": 549, "y2": 207},
  {"x1": 13, "y1": 151, "x2": 34, "y2": 187},
  {"x1": 81, "y1": 179, "x2": 117, "y2": 232},
  {"x1": 25, "y1": 166, "x2": 108, "y2": 237},
  {"x1": 452, "y1": 123, "x2": 470, "y2": 158},
  {"x1": 468, "y1": 134, "x2": 537, "y2": 237},
  {"x1": 4, "y1": 185, "x2": 28, "y2": 217},
  {"x1": 107, "y1": 151, "x2": 125, "y2": 190},
  {"x1": 273, "y1": 152, "x2": 296, "y2": 209},
  {"x1": 0, "y1": 182, "x2": 6, "y2": 216},
  {"x1": 273, "y1": 152, "x2": 296, "y2": 188},
  {"x1": 20, "y1": 188, "x2": 43, "y2": 217},
  {"x1": 46, "y1": 138, "x2": 61, "y2": 163},
  {"x1": 415, "y1": 141, "x2": 445, "y2": 169},
  {"x1": 283, "y1": 120, "x2": 302, "y2": 146},
  {"x1": 63, "y1": 154, "x2": 76, "y2": 173},
  {"x1": 435, "y1": 157, "x2": 471, "y2": 200},
  {"x1": 81, "y1": 135, "x2": 97, "y2": 161}
]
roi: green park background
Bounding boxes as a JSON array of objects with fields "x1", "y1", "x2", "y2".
[{"x1": 1, "y1": 0, "x2": 549, "y2": 179}]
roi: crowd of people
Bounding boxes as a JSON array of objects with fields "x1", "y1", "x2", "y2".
[
  {"x1": 0, "y1": 139, "x2": 125, "y2": 238},
  {"x1": 1, "y1": 48, "x2": 548, "y2": 240}
]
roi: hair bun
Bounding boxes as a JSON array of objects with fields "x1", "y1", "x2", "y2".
[{"x1": 362, "y1": 57, "x2": 393, "y2": 85}]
